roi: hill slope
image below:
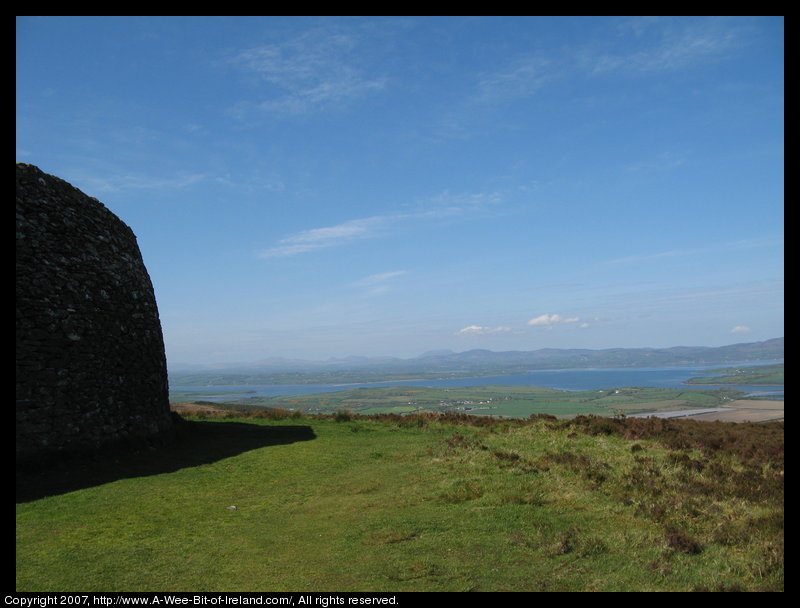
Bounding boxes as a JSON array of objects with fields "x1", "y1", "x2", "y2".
[{"x1": 16, "y1": 412, "x2": 783, "y2": 591}]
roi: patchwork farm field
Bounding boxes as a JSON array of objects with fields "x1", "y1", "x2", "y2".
[{"x1": 172, "y1": 384, "x2": 750, "y2": 419}]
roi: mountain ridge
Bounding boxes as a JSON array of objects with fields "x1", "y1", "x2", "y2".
[{"x1": 169, "y1": 337, "x2": 783, "y2": 381}]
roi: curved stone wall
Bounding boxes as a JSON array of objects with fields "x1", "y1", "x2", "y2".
[{"x1": 16, "y1": 163, "x2": 173, "y2": 462}]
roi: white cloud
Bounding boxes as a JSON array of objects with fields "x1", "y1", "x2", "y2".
[
  {"x1": 527, "y1": 313, "x2": 581, "y2": 327},
  {"x1": 455, "y1": 325, "x2": 513, "y2": 336},
  {"x1": 731, "y1": 325, "x2": 752, "y2": 334}
]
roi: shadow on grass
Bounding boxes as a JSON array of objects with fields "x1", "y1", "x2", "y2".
[{"x1": 16, "y1": 419, "x2": 316, "y2": 503}]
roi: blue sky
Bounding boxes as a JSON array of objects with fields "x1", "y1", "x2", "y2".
[{"x1": 17, "y1": 16, "x2": 784, "y2": 367}]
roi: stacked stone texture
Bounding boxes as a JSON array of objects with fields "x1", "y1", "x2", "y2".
[{"x1": 16, "y1": 163, "x2": 173, "y2": 462}]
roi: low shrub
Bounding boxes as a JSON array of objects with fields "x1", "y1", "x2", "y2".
[{"x1": 333, "y1": 409, "x2": 354, "y2": 422}]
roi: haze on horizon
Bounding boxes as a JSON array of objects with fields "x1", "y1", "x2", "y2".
[{"x1": 16, "y1": 17, "x2": 784, "y2": 367}]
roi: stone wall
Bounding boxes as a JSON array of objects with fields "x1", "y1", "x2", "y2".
[{"x1": 16, "y1": 163, "x2": 173, "y2": 463}]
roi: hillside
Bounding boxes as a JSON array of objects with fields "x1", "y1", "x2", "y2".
[
  {"x1": 169, "y1": 338, "x2": 784, "y2": 386},
  {"x1": 16, "y1": 411, "x2": 783, "y2": 591},
  {"x1": 686, "y1": 363, "x2": 784, "y2": 386}
]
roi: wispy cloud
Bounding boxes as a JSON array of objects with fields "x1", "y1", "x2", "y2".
[
  {"x1": 475, "y1": 55, "x2": 552, "y2": 105},
  {"x1": 258, "y1": 216, "x2": 387, "y2": 258},
  {"x1": 353, "y1": 270, "x2": 408, "y2": 295},
  {"x1": 731, "y1": 325, "x2": 751, "y2": 334},
  {"x1": 624, "y1": 151, "x2": 687, "y2": 173},
  {"x1": 590, "y1": 17, "x2": 741, "y2": 74},
  {"x1": 606, "y1": 247, "x2": 701, "y2": 266},
  {"x1": 77, "y1": 172, "x2": 207, "y2": 194},
  {"x1": 229, "y1": 27, "x2": 386, "y2": 118},
  {"x1": 455, "y1": 325, "x2": 513, "y2": 336},
  {"x1": 605, "y1": 237, "x2": 782, "y2": 265},
  {"x1": 421, "y1": 190, "x2": 503, "y2": 216},
  {"x1": 354, "y1": 270, "x2": 408, "y2": 286},
  {"x1": 434, "y1": 55, "x2": 557, "y2": 141},
  {"x1": 259, "y1": 189, "x2": 504, "y2": 258},
  {"x1": 431, "y1": 18, "x2": 750, "y2": 146}
]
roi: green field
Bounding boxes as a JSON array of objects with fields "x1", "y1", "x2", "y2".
[
  {"x1": 686, "y1": 363, "x2": 784, "y2": 386},
  {"x1": 171, "y1": 384, "x2": 746, "y2": 419},
  {"x1": 17, "y1": 412, "x2": 783, "y2": 591}
]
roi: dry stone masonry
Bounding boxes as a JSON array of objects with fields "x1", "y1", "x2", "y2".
[{"x1": 16, "y1": 163, "x2": 173, "y2": 463}]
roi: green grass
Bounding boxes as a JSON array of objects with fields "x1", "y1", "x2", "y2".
[{"x1": 16, "y1": 412, "x2": 783, "y2": 592}]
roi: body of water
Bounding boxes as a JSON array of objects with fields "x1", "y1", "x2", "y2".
[{"x1": 170, "y1": 360, "x2": 783, "y2": 401}]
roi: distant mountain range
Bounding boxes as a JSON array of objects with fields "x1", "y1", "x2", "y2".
[{"x1": 169, "y1": 338, "x2": 783, "y2": 385}]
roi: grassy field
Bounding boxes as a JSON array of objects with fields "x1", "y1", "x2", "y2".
[
  {"x1": 16, "y1": 411, "x2": 783, "y2": 592},
  {"x1": 171, "y1": 384, "x2": 746, "y2": 419},
  {"x1": 686, "y1": 363, "x2": 784, "y2": 386}
]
